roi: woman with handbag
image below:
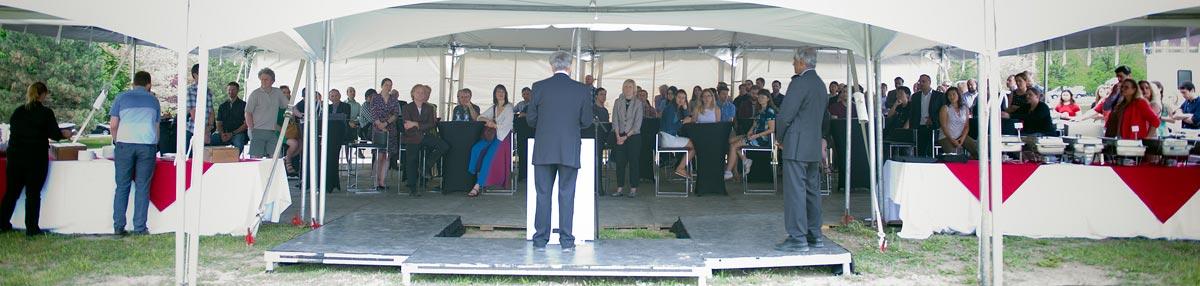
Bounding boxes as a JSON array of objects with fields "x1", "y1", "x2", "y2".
[{"x1": 467, "y1": 84, "x2": 515, "y2": 197}]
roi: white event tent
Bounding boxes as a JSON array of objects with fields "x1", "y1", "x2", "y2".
[{"x1": 1, "y1": 1, "x2": 1197, "y2": 285}]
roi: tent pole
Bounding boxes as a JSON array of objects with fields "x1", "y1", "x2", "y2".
[
  {"x1": 575, "y1": 28, "x2": 583, "y2": 81},
  {"x1": 306, "y1": 61, "x2": 316, "y2": 225},
  {"x1": 319, "y1": 20, "x2": 332, "y2": 225},
  {"x1": 862, "y1": 25, "x2": 885, "y2": 251},
  {"x1": 1042, "y1": 41, "x2": 1049, "y2": 90},
  {"x1": 843, "y1": 49, "x2": 853, "y2": 221},
  {"x1": 456, "y1": 51, "x2": 467, "y2": 118},
  {"x1": 173, "y1": 10, "x2": 189, "y2": 284},
  {"x1": 185, "y1": 46, "x2": 211, "y2": 286},
  {"x1": 982, "y1": 0, "x2": 1003, "y2": 284}
]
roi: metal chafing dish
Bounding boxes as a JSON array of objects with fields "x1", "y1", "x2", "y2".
[
  {"x1": 1028, "y1": 137, "x2": 1067, "y2": 163},
  {"x1": 1070, "y1": 137, "x2": 1104, "y2": 164},
  {"x1": 1161, "y1": 139, "x2": 1190, "y2": 157},
  {"x1": 1000, "y1": 136, "x2": 1024, "y2": 153},
  {"x1": 1115, "y1": 139, "x2": 1147, "y2": 157}
]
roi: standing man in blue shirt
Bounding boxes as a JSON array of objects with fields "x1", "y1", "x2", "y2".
[
  {"x1": 1173, "y1": 81, "x2": 1199, "y2": 129},
  {"x1": 110, "y1": 71, "x2": 162, "y2": 236}
]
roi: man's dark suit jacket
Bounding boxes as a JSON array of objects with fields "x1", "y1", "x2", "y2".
[
  {"x1": 526, "y1": 73, "x2": 594, "y2": 169},
  {"x1": 401, "y1": 102, "x2": 438, "y2": 145},
  {"x1": 777, "y1": 70, "x2": 828, "y2": 163},
  {"x1": 908, "y1": 90, "x2": 946, "y2": 128}
]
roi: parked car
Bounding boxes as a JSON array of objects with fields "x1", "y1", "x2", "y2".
[{"x1": 92, "y1": 124, "x2": 111, "y2": 135}]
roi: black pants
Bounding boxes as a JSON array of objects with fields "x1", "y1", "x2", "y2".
[
  {"x1": 404, "y1": 136, "x2": 449, "y2": 188},
  {"x1": 532, "y1": 164, "x2": 578, "y2": 247},
  {"x1": 325, "y1": 142, "x2": 343, "y2": 191},
  {"x1": 0, "y1": 156, "x2": 49, "y2": 233},
  {"x1": 613, "y1": 133, "x2": 641, "y2": 188}
]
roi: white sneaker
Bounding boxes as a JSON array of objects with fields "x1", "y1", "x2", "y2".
[
  {"x1": 723, "y1": 171, "x2": 734, "y2": 180},
  {"x1": 742, "y1": 158, "x2": 753, "y2": 175}
]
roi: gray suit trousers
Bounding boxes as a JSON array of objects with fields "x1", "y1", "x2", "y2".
[
  {"x1": 782, "y1": 160, "x2": 823, "y2": 240},
  {"x1": 532, "y1": 164, "x2": 578, "y2": 247}
]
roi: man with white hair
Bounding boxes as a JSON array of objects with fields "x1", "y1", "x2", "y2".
[
  {"x1": 527, "y1": 51, "x2": 594, "y2": 252},
  {"x1": 774, "y1": 48, "x2": 828, "y2": 252}
]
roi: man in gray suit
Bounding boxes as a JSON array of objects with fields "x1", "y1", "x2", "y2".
[
  {"x1": 527, "y1": 51, "x2": 594, "y2": 252},
  {"x1": 775, "y1": 48, "x2": 828, "y2": 252}
]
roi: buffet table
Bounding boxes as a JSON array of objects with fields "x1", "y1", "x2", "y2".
[
  {"x1": 2, "y1": 158, "x2": 291, "y2": 236},
  {"x1": 884, "y1": 160, "x2": 1200, "y2": 240}
]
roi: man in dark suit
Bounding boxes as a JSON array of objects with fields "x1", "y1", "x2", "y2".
[
  {"x1": 774, "y1": 48, "x2": 828, "y2": 252},
  {"x1": 401, "y1": 84, "x2": 448, "y2": 196},
  {"x1": 907, "y1": 74, "x2": 945, "y2": 156},
  {"x1": 527, "y1": 51, "x2": 594, "y2": 252}
]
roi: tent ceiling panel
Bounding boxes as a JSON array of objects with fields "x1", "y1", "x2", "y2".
[
  {"x1": 238, "y1": 6, "x2": 877, "y2": 60},
  {"x1": 405, "y1": 28, "x2": 817, "y2": 52}
]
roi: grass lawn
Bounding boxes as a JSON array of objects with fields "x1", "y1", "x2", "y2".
[
  {"x1": 0, "y1": 222, "x2": 1197, "y2": 285},
  {"x1": 74, "y1": 136, "x2": 113, "y2": 149}
]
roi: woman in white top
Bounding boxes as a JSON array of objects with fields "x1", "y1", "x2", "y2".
[
  {"x1": 938, "y1": 87, "x2": 978, "y2": 159},
  {"x1": 692, "y1": 89, "x2": 721, "y2": 123},
  {"x1": 467, "y1": 84, "x2": 515, "y2": 196},
  {"x1": 610, "y1": 79, "x2": 645, "y2": 197}
]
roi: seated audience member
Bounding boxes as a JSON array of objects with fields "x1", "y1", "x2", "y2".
[
  {"x1": 692, "y1": 89, "x2": 721, "y2": 123},
  {"x1": 401, "y1": 85, "x2": 449, "y2": 195},
  {"x1": 1004, "y1": 89, "x2": 1055, "y2": 136},
  {"x1": 467, "y1": 84, "x2": 515, "y2": 197},
  {"x1": 1054, "y1": 90, "x2": 1081, "y2": 118},
  {"x1": 723, "y1": 90, "x2": 776, "y2": 180},
  {"x1": 734, "y1": 83, "x2": 755, "y2": 119},
  {"x1": 717, "y1": 86, "x2": 736, "y2": 122},
  {"x1": 885, "y1": 88, "x2": 912, "y2": 132},
  {"x1": 1172, "y1": 81, "x2": 1199, "y2": 130},
  {"x1": 1105, "y1": 79, "x2": 1160, "y2": 139},
  {"x1": 659, "y1": 90, "x2": 695, "y2": 178},
  {"x1": 938, "y1": 87, "x2": 978, "y2": 159},
  {"x1": 452, "y1": 88, "x2": 480, "y2": 122},
  {"x1": 638, "y1": 89, "x2": 657, "y2": 118},
  {"x1": 827, "y1": 89, "x2": 857, "y2": 120},
  {"x1": 514, "y1": 87, "x2": 532, "y2": 115}
]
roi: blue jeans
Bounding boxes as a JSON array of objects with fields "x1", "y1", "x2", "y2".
[
  {"x1": 468, "y1": 138, "x2": 501, "y2": 187},
  {"x1": 210, "y1": 132, "x2": 249, "y2": 155},
  {"x1": 114, "y1": 143, "x2": 157, "y2": 232}
]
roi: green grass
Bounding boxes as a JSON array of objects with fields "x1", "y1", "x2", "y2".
[
  {"x1": 597, "y1": 228, "x2": 675, "y2": 239},
  {"x1": 3, "y1": 221, "x2": 1198, "y2": 285},
  {"x1": 75, "y1": 136, "x2": 112, "y2": 149},
  {"x1": 0, "y1": 224, "x2": 308, "y2": 286},
  {"x1": 832, "y1": 221, "x2": 1200, "y2": 285}
]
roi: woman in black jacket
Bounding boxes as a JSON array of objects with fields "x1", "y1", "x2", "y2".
[{"x1": 1, "y1": 82, "x2": 72, "y2": 236}]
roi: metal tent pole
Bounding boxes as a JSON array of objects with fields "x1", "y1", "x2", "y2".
[{"x1": 319, "y1": 20, "x2": 332, "y2": 225}]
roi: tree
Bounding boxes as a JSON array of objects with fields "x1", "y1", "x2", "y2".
[{"x1": 0, "y1": 30, "x2": 127, "y2": 128}]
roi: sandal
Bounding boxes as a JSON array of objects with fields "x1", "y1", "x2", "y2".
[
  {"x1": 673, "y1": 170, "x2": 692, "y2": 179},
  {"x1": 468, "y1": 188, "x2": 480, "y2": 197}
]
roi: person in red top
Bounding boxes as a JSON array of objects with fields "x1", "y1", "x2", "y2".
[
  {"x1": 1104, "y1": 79, "x2": 1161, "y2": 139},
  {"x1": 1054, "y1": 90, "x2": 1081, "y2": 118}
]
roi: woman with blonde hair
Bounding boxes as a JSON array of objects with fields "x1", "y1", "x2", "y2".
[
  {"x1": 1, "y1": 82, "x2": 72, "y2": 236},
  {"x1": 1139, "y1": 80, "x2": 1166, "y2": 137},
  {"x1": 610, "y1": 79, "x2": 645, "y2": 197},
  {"x1": 692, "y1": 89, "x2": 721, "y2": 123}
]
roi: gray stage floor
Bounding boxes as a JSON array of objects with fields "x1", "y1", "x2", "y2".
[{"x1": 280, "y1": 162, "x2": 875, "y2": 229}]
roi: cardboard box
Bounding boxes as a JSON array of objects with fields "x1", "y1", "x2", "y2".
[
  {"x1": 204, "y1": 146, "x2": 240, "y2": 163},
  {"x1": 49, "y1": 143, "x2": 88, "y2": 161}
]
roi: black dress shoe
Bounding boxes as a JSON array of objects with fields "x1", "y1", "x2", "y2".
[
  {"x1": 114, "y1": 229, "x2": 128, "y2": 236},
  {"x1": 808, "y1": 236, "x2": 826, "y2": 248},
  {"x1": 533, "y1": 244, "x2": 546, "y2": 252},
  {"x1": 775, "y1": 237, "x2": 810, "y2": 252},
  {"x1": 131, "y1": 230, "x2": 150, "y2": 236},
  {"x1": 25, "y1": 229, "x2": 44, "y2": 236}
]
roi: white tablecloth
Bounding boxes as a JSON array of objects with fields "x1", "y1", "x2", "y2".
[
  {"x1": 8, "y1": 159, "x2": 291, "y2": 236},
  {"x1": 884, "y1": 161, "x2": 1200, "y2": 240}
]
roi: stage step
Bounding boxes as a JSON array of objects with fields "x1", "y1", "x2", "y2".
[
  {"x1": 675, "y1": 213, "x2": 853, "y2": 271},
  {"x1": 264, "y1": 213, "x2": 463, "y2": 271},
  {"x1": 401, "y1": 238, "x2": 711, "y2": 286}
]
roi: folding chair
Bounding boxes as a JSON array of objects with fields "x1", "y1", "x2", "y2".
[
  {"x1": 654, "y1": 133, "x2": 692, "y2": 197},
  {"x1": 740, "y1": 133, "x2": 778, "y2": 195}
]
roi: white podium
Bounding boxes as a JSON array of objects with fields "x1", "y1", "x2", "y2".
[{"x1": 525, "y1": 139, "x2": 596, "y2": 244}]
